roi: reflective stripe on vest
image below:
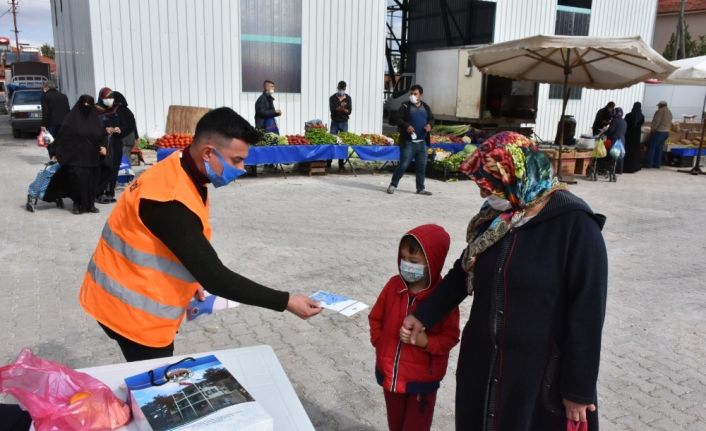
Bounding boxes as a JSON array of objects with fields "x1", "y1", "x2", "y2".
[
  {"x1": 87, "y1": 258, "x2": 185, "y2": 320},
  {"x1": 101, "y1": 223, "x2": 195, "y2": 283}
]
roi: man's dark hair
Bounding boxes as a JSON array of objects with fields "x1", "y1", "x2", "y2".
[
  {"x1": 337, "y1": 81, "x2": 347, "y2": 89},
  {"x1": 607, "y1": 101, "x2": 615, "y2": 109},
  {"x1": 194, "y1": 107, "x2": 261, "y2": 146},
  {"x1": 263, "y1": 80, "x2": 275, "y2": 87},
  {"x1": 410, "y1": 84, "x2": 424, "y2": 94},
  {"x1": 400, "y1": 235, "x2": 423, "y2": 255}
]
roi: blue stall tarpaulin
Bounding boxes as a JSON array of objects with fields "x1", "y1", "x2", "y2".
[
  {"x1": 350, "y1": 143, "x2": 467, "y2": 162},
  {"x1": 245, "y1": 145, "x2": 349, "y2": 165},
  {"x1": 432, "y1": 143, "x2": 467, "y2": 153},
  {"x1": 157, "y1": 145, "x2": 349, "y2": 165},
  {"x1": 351, "y1": 145, "x2": 399, "y2": 161}
]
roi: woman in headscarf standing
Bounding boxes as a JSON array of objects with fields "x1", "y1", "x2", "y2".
[
  {"x1": 95, "y1": 87, "x2": 122, "y2": 204},
  {"x1": 52, "y1": 95, "x2": 107, "y2": 214},
  {"x1": 401, "y1": 132, "x2": 608, "y2": 431},
  {"x1": 623, "y1": 102, "x2": 645, "y2": 173},
  {"x1": 604, "y1": 107, "x2": 627, "y2": 174},
  {"x1": 109, "y1": 91, "x2": 139, "y2": 164}
]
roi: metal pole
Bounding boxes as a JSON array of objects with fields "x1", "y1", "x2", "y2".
[
  {"x1": 10, "y1": 0, "x2": 20, "y2": 55},
  {"x1": 689, "y1": 115, "x2": 705, "y2": 175},
  {"x1": 557, "y1": 49, "x2": 573, "y2": 183}
]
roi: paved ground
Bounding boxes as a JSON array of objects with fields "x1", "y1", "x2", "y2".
[{"x1": 1, "y1": 123, "x2": 705, "y2": 430}]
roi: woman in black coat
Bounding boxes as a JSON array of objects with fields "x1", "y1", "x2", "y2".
[
  {"x1": 110, "y1": 91, "x2": 139, "y2": 163},
  {"x1": 623, "y1": 102, "x2": 645, "y2": 173},
  {"x1": 604, "y1": 107, "x2": 627, "y2": 174},
  {"x1": 52, "y1": 95, "x2": 107, "y2": 214},
  {"x1": 401, "y1": 132, "x2": 608, "y2": 431}
]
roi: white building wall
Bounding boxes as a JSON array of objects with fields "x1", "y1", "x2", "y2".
[
  {"x1": 489, "y1": 0, "x2": 659, "y2": 140},
  {"x1": 50, "y1": 0, "x2": 96, "y2": 103},
  {"x1": 51, "y1": 0, "x2": 385, "y2": 137}
]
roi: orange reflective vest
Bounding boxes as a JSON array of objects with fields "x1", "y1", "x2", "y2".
[{"x1": 79, "y1": 151, "x2": 211, "y2": 347}]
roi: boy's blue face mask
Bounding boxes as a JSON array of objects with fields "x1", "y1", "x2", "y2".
[{"x1": 204, "y1": 148, "x2": 246, "y2": 188}]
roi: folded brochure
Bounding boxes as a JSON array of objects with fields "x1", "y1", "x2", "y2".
[
  {"x1": 310, "y1": 290, "x2": 368, "y2": 316},
  {"x1": 124, "y1": 355, "x2": 272, "y2": 431}
]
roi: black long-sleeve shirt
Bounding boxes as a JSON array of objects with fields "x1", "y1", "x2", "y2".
[
  {"x1": 137, "y1": 149, "x2": 289, "y2": 312},
  {"x1": 329, "y1": 93, "x2": 352, "y2": 122}
]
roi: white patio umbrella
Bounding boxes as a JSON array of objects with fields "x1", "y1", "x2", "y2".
[
  {"x1": 468, "y1": 35, "x2": 677, "y2": 180},
  {"x1": 663, "y1": 56, "x2": 706, "y2": 175}
]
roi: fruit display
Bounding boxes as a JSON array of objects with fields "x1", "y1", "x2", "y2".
[
  {"x1": 436, "y1": 144, "x2": 477, "y2": 172},
  {"x1": 156, "y1": 133, "x2": 193, "y2": 149},
  {"x1": 286, "y1": 134, "x2": 311, "y2": 145},
  {"x1": 386, "y1": 132, "x2": 400, "y2": 144},
  {"x1": 254, "y1": 131, "x2": 281, "y2": 146},
  {"x1": 431, "y1": 124, "x2": 470, "y2": 137},
  {"x1": 305, "y1": 128, "x2": 338, "y2": 145},
  {"x1": 337, "y1": 131, "x2": 367, "y2": 146},
  {"x1": 361, "y1": 134, "x2": 394, "y2": 146},
  {"x1": 276, "y1": 135, "x2": 289, "y2": 145}
]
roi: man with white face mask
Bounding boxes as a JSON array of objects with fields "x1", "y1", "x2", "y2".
[
  {"x1": 388, "y1": 84, "x2": 434, "y2": 195},
  {"x1": 254, "y1": 80, "x2": 282, "y2": 133},
  {"x1": 328, "y1": 80, "x2": 352, "y2": 170}
]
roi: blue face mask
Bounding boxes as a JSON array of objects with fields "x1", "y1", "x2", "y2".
[
  {"x1": 400, "y1": 259, "x2": 426, "y2": 283},
  {"x1": 204, "y1": 148, "x2": 246, "y2": 188}
]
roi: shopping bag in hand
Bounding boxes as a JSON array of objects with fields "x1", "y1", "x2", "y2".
[
  {"x1": 567, "y1": 420, "x2": 588, "y2": 431},
  {"x1": 593, "y1": 138, "x2": 607, "y2": 158},
  {"x1": 0, "y1": 348, "x2": 131, "y2": 431},
  {"x1": 36, "y1": 129, "x2": 54, "y2": 148}
]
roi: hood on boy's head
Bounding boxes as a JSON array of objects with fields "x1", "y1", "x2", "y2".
[{"x1": 398, "y1": 224, "x2": 451, "y2": 288}]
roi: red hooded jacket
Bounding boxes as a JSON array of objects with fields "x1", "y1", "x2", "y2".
[{"x1": 369, "y1": 224, "x2": 460, "y2": 394}]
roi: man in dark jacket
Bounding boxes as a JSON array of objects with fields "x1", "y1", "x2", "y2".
[
  {"x1": 591, "y1": 101, "x2": 614, "y2": 136},
  {"x1": 387, "y1": 84, "x2": 434, "y2": 196},
  {"x1": 254, "y1": 80, "x2": 281, "y2": 133},
  {"x1": 41, "y1": 82, "x2": 70, "y2": 158},
  {"x1": 328, "y1": 80, "x2": 352, "y2": 170}
]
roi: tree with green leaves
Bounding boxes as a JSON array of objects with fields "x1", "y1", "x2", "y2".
[
  {"x1": 40, "y1": 43, "x2": 55, "y2": 59},
  {"x1": 663, "y1": 25, "x2": 706, "y2": 60}
]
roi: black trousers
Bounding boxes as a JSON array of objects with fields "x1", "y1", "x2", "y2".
[
  {"x1": 99, "y1": 323, "x2": 174, "y2": 362},
  {"x1": 0, "y1": 405, "x2": 31, "y2": 431},
  {"x1": 97, "y1": 137, "x2": 123, "y2": 197},
  {"x1": 67, "y1": 166, "x2": 98, "y2": 212}
]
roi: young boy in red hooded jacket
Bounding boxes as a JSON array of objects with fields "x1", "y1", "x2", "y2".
[{"x1": 369, "y1": 224, "x2": 460, "y2": 431}]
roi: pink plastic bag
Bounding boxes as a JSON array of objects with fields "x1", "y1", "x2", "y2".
[
  {"x1": 0, "y1": 348, "x2": 131, "y2": 431},
  {"x1": 567, "y1": 420, "x2": 589, "y2": 431}
]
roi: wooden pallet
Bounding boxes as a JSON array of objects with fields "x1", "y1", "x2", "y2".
[
  {"x1": 307, "y1": 161, "x2": 327, "y2": 176},
  {"x1": 165, "y1": 105, "x2": 211, "y2": 134}
]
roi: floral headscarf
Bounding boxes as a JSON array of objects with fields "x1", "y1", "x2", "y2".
[{"x1": 459, "y1": 131, "x2": 566, "y2": 294}]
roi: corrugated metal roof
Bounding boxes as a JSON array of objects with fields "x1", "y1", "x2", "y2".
[{"x1": 658, "y1": 0, "x2": 706, "y2": 14}]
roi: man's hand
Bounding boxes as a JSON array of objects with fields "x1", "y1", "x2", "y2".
[
  {"x1": 194, "y1": 286, "x2": 206, "y2": 301},
  {"x1": 286, "y1": 294, "x2": 322, "y2": 319},
  {"x1": 401, "y1": 314, "x2": 425, "y2": 345},
  {"x1": 424, "y1": 124, "x2": 432, "y2": 132},
  {"x1": 562, "y1": 399, "x2": 596, "y2": 422},
  {"x1": 406, "y1": 125, "x2": 415, "y2": 134},
  {"x1": 99, "y1": 147, "x2": 107, "y2": 156}
]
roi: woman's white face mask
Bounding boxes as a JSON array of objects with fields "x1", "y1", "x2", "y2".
[
  {"x1": 102, "y1": 98, "x2": 114, "y2": 108},
  {"x1": 486, "y1": 194, "x2": 512, "y2": 211}
]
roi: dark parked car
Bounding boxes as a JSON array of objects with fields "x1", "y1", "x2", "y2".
[{"x1": 10, "y1": 89, "x2": 42, "y2": 138}]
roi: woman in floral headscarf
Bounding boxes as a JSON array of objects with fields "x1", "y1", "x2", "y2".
[{"x1": 401, "y1": 132, "x2": 608, "y2": 431}]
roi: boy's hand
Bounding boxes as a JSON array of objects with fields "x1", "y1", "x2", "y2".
[
  {"x1": 402, "y1": 315, "x2": 425, "y2": 345},
  {"x1": 401, "y1": 326, "x2": 428, "y2": 348}
]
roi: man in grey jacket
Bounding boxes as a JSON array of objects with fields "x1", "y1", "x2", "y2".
[{"x1": 647, "y1": 101, "x2": 672, "y2": 168}]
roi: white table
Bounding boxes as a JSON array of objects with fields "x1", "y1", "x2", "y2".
[{"x1": 33, "y1": 345, "x2": 314, "y2": 431}]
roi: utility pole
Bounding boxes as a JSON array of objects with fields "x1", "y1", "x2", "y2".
[
  {"x1": 9, "y1": 0, "x2": 20, "y2": 55},
  {"x1": 678, "y1": 0, "x2": 687, "y2": 59}
]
